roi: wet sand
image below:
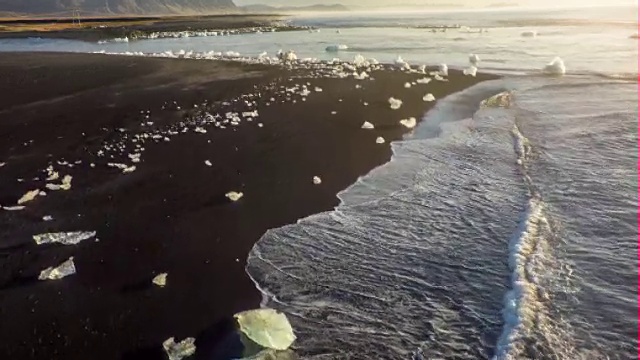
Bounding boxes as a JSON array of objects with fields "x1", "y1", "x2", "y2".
[{"x1": 0, "y1": 52, "x2": 496, "y2": 359}]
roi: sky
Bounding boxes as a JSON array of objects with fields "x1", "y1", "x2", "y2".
[{"x1": 235, "y1": 0, "x2": 636, "y2": 8}]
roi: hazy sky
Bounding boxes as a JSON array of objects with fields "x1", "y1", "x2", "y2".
[{"x1": 235, "y1": 0, "x2": 636, "y2": 8}]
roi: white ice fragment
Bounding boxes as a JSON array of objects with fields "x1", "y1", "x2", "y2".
[
  {"x1": 404, "y1": 82, "x2": 412, "y2": 88},
  {"x1": 38, "y1": 257, "x2": 76, "y2": 280},
  {"x1": 128, "y1": 153, "x2": 141, "y2": 163},
  {"x1": 463, "y1": 66, "x2": 478, "y2": 77},
  {"x1": 439, "y1": 63, "x2": 448, "y2": 76},
  {"x1": 225, "y1": 191, "x2": 244, "y2": 202},
  {"x1": 416, "y1": 77, "x2": 432, "y2": 84},
  {"x1": 423, "y1": 93, "x2": 436, "y2": 102},
  {"x1": 469, "y1": 53, "x2": 480, "y2": 65},
  {"x1": 204, "y1": 160, "x2": 212, "y2": 167},
  {"x1": 394, "y1": 56, "x2": 410, "y2": 70},
  {"x1": 46, "y1": 175, "x2": 72, "y2": 191},
  {"x1": 42, "y1": 215, "x2": 53, "y2": 221},
  {"x1": 194, "y1": 127, "x2": 207, "y2": 134},
  {"x1": 122, "y1": 165, "x2": 136, "y2": 173},
  {"x1": 257, "y1": 123, "x2": 264, "y2": 128},
  {"x1": 162, "y1": 337, "x2": 196, "y2": 360},
  {"x1": 314, "y1": 87, "x2": 323, "y2": 92},
  {"x1": 33, "y1": 231, "x2": 96, "y2": 245},
  {"x1": 312, "y1": 176, "x2": 322, "y2": 185},
  {"x1": 0, "y1": 162, "x2": 5, "y2": 167},
  {"x1": 543, "y1": 57, "x2": 566, "y2": 76},
  {"x1": 376, "y1": 136, "x2": 385, "y2": 144},
  {"x1": 3, "y1": 205, "x2": 25, "y2": 211},
  {"x1": 361, "y1": 121, "x2": 375, "y2": 130},
  {"x1": 400, "y1": 117, "x2": 417, "y2": 129},
  {"x1": 234, "y1": 308, "x2": 296, "y2": 351},
  {"x1": 388, "y1": 97, "x2": 403, "y2": 110},
  {"x1": 434, "y1": 74, "x2": 448, "y2": 82},
  {"x1": 46, "y1": 171, "x2": 60, "y2": 181},
  {"x1": 152, "y1": 273, "x2": 167, "y2": 287},
  {"x1": 17, "y1": 189, "x2": 40, "y2": 205}
]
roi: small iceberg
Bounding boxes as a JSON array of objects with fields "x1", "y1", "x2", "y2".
[
  {"x1": 162, "y1": 337, "x2": 196, "y2": 360},
  {"x1": 388, "y1": 97, "x2": 403, "y2": 110},
  {"x1": 39, "y1": 257, "x2": 76, "y2": 280},
  {"x1": 463, "y1": 66, "x2": 478, "y2": 77},
  {"x1": 399, "y1": 117, "x2": 417, "y2": 129},
  {"x1": 17, "y1": 189, "x2": 40, "y2": 205},
  {"x1": 469, "y1": 54, "x2": 480, "y2": 65},
  {"x1": 361, "y1": 121, "x2": 375, "y2": 129},
  {"x1": 152, "y1": 273, "x2": 168, "y2": 287},
  {"x1": 543, "y1": 57, "x2": 566, "y2": 76},
  {"x1": 234, "y1": 308, "x2": 296, "y2": 351},
  {"x1": 33, "y1": 231, "x2": 97, "y2": 245},
  {"x1": 226, "y1": 191, "x2": 244, "y2": 202},
  {"x1": 423, "y1": 93, "x2": 436, "y2": 102},
  {"x1": 325, "y1": 44, "x2": 348, "y2": 52},
  {"x1": 376, "y1": 136, "x2": 386, "y2": 144}
]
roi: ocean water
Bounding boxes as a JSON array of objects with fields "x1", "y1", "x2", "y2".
[{"x1": 0, "y1": 5, "x2": 637, "y2": 359}]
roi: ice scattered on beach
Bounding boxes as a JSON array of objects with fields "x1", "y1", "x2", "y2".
[
  {"x1": 423, "y1": 93, "x2": 436, "y2": 102},
  {"x1": 226, "y1": 191, "x2": 244, "y2": 202},
  {"x1": 17, "y1": 189, "x2": 40, "y2": 205},
  {"x1": 313, "y1": 176, "x2": 322, "y2": 185},
  {"x1": 394, "y1": 56, "x2": 411, "y2": 71},
  {"x1": 34, "y1": 231, "x2": 97, "y2": 245},
  {"x1": 162, "y1": 337, "x2": 196, "y2": 360},
  {"x1": 376, "y1": 136, "x2": 386, "y2": 144},
  {"x1": 38, "y1": 257, "x2": 76, "y2": 280},
  {"x1": 3, "y1": 205, "x2": 25, "y2": 211},
  {"x1": 543, "y1": 57, "x2": 566, "y2": 76},
  {"x1": 152, "y1": 273, "x2": 168, "y2": 287},
  {"x1": 361, "y1": 121, "x2": 375, "y2": 129},
  {"x1": 464, "y1": 66, "x2": 478, "y2": 77},
  {"x1": 46, "y1": 175, "x2": 72, "y2": 191},
  {"x1": 399, "y1": 117, "x2": 417, "y2": 129},
  {"x1": 388, "y1": 97, "x2": 403, "y2": 110}
]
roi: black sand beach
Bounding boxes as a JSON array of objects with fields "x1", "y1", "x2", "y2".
[{"x1": 0, "y1": 52, "x2": 495, "y2": 359}]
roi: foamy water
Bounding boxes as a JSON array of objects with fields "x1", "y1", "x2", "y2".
[{"x1": 0, "y1": 5, "x2": 636, "y2": 359}]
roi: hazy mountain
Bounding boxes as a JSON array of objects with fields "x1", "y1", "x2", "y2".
[
  {"x1": 0, "y1": 0, "x2": 235, "y2": 16},
  {"x1": 240, "y1": 3, "x2": 348, "y2": 12}
]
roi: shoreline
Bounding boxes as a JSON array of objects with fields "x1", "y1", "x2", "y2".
[
  {"x1": 0, "y1": 14, "x2": 305, "y2": 42},
  {"x1": 0, "y1": 52, "x2": 496, "y2": 360}
]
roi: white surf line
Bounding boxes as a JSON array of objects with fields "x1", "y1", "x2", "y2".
[{"x1": 494, "y1": 108, "x2": 557, "y2": 359}]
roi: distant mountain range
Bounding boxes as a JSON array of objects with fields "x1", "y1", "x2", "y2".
[{"x1": 239, "y1": 3, "x2": 348, "y2": 13}]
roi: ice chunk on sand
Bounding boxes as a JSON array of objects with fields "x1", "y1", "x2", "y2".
[
  {"x1": 17, "y1": 189, "x2": 40, "y2": 205},
  {"x1": 423, "y1": 93, "x2": 436, "y2": 102},
  {"x1": 312, "y1": 176, "x2": 322, "y2": 185},
  {"x1": 204, "y1": 160, "x2": 212, "y2": 167},
  {"x1": 42, "y1": 215, "x2": 53, "y2": 221},
  {"x1": 439, "y1": 63, "x2": 448, "y2": 76},
  {"x1": 234, "y1": 308, "x2": 296, "y2": 351},
  {"x1": 376, "y1": 136, "x2": 385, "y2": 144},
  {"x1": 361, "y1": 121, "x2": 374, "y2": 129},
  {"x1": 543, "y1": 57, "x2": 566, "y2": 76},
  {"x1": 152, "y1": 273, "x2": 167, "y2": 287},
  {"x1": 38, "y1": 257, "x2": 76, "y2": 280},
  {"x1": 404, "y1": 82, "x2": 412, "y2": 88},
  {"x1": 433, "y1": 73, "x2": 447, "y2": 82},
  {"x1": 416, "y1": 77, "x2": 432, "y2": 84},
  {"x1": 463, "y1": 66, "x2": 478, "y2": 77},
  {"x1": 395, "y1": 56, "x2": 410, "y2": 70},
  {"x1": 162, "y1": 337, "x2": 196, "y2": 360},
  {"x1": 225, "y1": 191, "x2": 244, "y2": 202},
  {"x1": 46, "y1": 175, "x2": 72, "y2": 191},
  {"x1": 3, "y1": 205, "x2": 25, "y2": 211},
  {"x1": 399, "y1": 117, "x2": 417, "y2": 129},
  {"x1": 33, "y1": 231, "x2": 96, "y2": 245},
  {"x1": 122, "y1": 165, "x2": 136, "y2": 174},
  {"x1": 388, "y1": 97, "x2": 403, "y2": 110}
]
